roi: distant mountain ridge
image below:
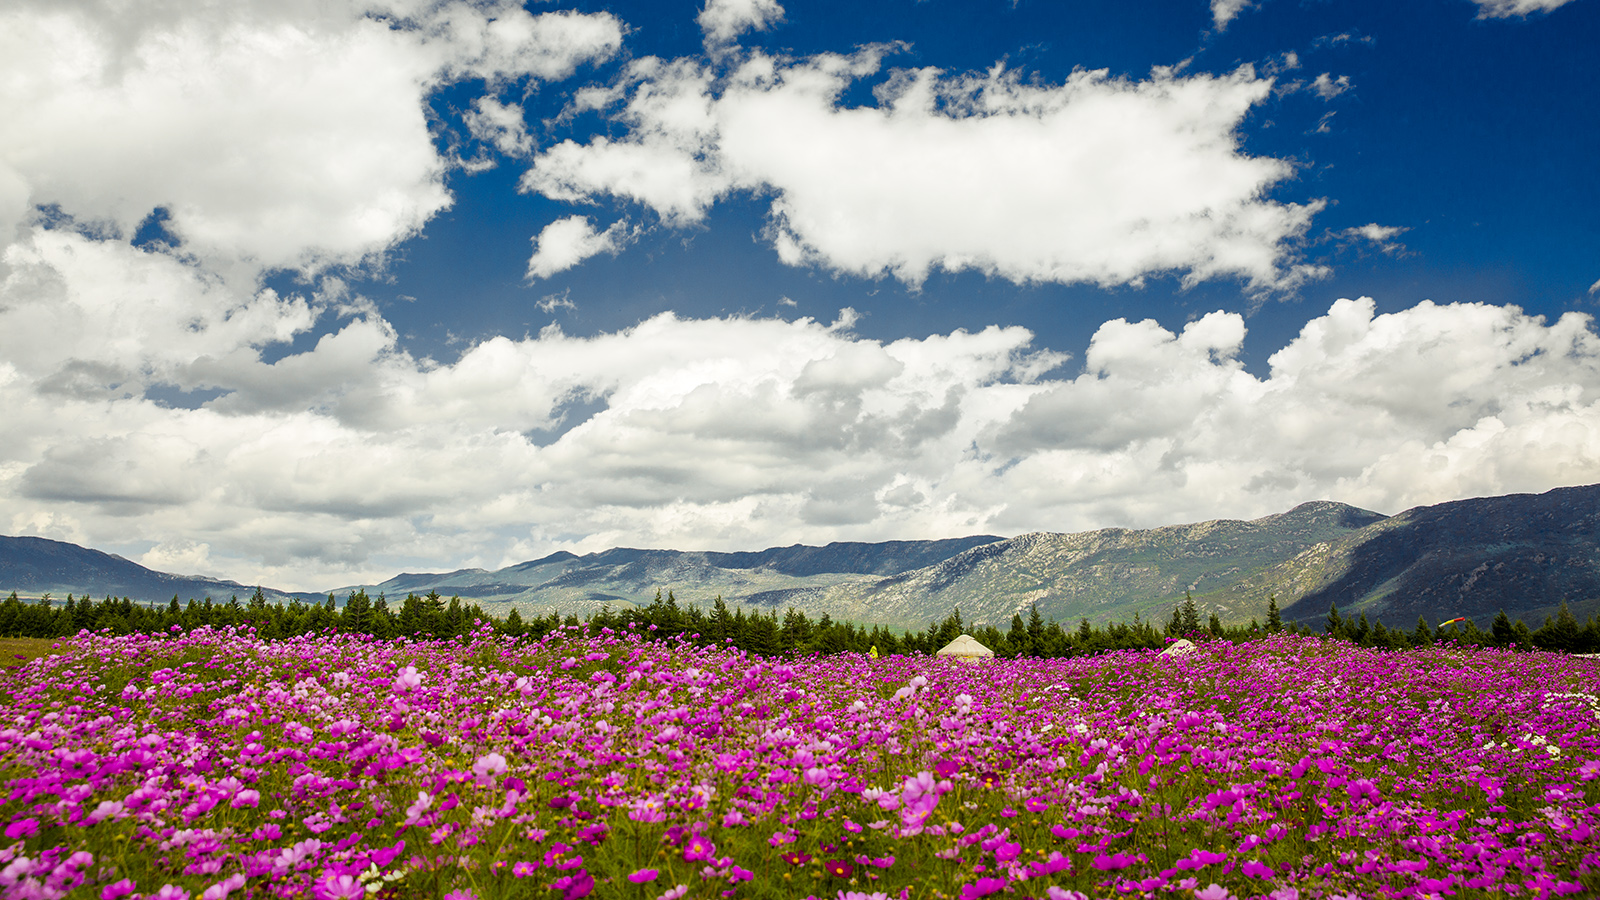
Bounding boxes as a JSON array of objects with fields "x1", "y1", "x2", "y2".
[
  {"x1": 0, "y1": 535, "x2": 319, "y2": 606},
  {"x1": 6, "y1": 484, "x2": 1600, "y2": 630}
]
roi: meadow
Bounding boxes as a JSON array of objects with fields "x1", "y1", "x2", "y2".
[{"x1": 0, "y1": 626, "x2": 1596, "y2": 899}]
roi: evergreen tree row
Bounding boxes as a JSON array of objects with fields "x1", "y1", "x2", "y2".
[{"x1": 2, "y1": 587, "x2": 1595, "y2": 656}]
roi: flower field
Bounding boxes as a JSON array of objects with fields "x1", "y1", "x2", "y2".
[{"x1": 1, "y1": 626, "x2": 1597, "y2": 900}]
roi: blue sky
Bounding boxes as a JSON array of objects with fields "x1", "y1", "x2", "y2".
[{"x1": 0, "y1": 0, "x2": 1595, "y2": 590}]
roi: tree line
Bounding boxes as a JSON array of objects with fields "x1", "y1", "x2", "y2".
[{"x1": 0, "y1": 587, "x2": 1595, "y2": 655}]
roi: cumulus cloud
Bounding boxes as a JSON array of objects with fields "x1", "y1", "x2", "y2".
[
  {"x1": 527, "y1": 215, "x2": 631, "y2": 279},
  {"x1": 465, "y1": 97, "x2": 535, "y2": 157},
  {"x1": 1211, "y1": 0, "x2": 1258, "y2": 31},
  {"x1": 525, "y1": 51, "x2": 1326, "y2": 292},
  {"x1": 1470, "y1": 0, "x2": 1580, "y2": 18},
  {"x1": 1337, "y1": 222, "x2": 1409, "y2": 256},
  {"x1": 8, "y1": 246, "x2": 1600, "y2": 589},
  {"x1": 698, "y1": 0, "x2": 785, "y2": 45},
  {"x1": 0, "y1": 0, "x2": 621, "y2": 276}
]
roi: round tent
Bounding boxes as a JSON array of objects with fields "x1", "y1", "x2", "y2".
[{"x1": 936, "y1": 633, "x2": 995, "y2": 663}]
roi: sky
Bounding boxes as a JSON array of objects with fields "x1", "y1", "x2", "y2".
[{"x1": 1, "y1": 0, "x2": 1597, "y2": 592}]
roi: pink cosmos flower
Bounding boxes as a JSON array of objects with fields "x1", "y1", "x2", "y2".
[
  {"x1": 472, "y1": 752, "x2": 508, "y2": 781},
  {"x1": 201, "y1": 875, "x2": 247, "y2": 900},
  {"x1": 1194, "y1": 886, "x2": 1233, "y2": 900},
  {"x1": 682, "y1": 835, "x2": 716, "y2": 862},
  {"x1": 824, "y1": 859, "x2": 855, "y2": 879},
  {"x1": 4, "y1": 818, "x2": 39, "y2": 839},
  {"x1": 101, "y1": 881, "x2": 136, "y2": 900},
  {"x1": 960, "y1": 878, "x2": 1007, "y2": 898},
  {"x1": 553, "y1": 870, "x2": 594, "y2": 900},
  {"x1": 657, "y1": 887, "x2": 688, "y2": 900},
  {"x1": 315, "y1": 873, "x2": 366, "y2": 900},
  {"x1": 393, "y1": 666, "x2": 423, "y2": 693},
  {"x1": 1240, "y1": 860, "x2": 1275, "y2": 879},
  {"x1": 629, "y1": 869, "x2": 660, "y2": 884},
  {"x1": 151, "y1": 886, "x2": 192, "y2": 900}
]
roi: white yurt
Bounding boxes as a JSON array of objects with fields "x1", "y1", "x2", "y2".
[
  {"x1": 1160, "y1": 638, "x2": 1197, "y2": 656},
  {"x1": 936, "y1": 633, "x2": 995, "y2": 663}
]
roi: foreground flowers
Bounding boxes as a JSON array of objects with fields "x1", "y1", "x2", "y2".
[{"x1": 0, "y1": 626, "x2": 1596, "y2": 898}]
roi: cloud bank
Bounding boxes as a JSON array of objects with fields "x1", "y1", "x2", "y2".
[
  {"x1": 7, "y1": 236, "x2": 1600, "y2": 589},
  {"x1": 524, "y1": 51, "x2": 1328, "y2": 292},
  {"x1": 0, "y1": 0, "x2": 622, "y2": 276}
]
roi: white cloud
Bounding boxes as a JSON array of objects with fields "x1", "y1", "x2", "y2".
[
  {"x1": 526, "y1": 51, "x2": 1326, "y2": 292},
  {"x1": 140, "y1": 539, "x2": 216, "y2": 578},
  {"x1": 526, "y1": 215, "x2": 631, "y2": 279},
  {"x1": 1337, "y1": 222, "x2": 1409, "y2": 255},
  {"x1": 0, "y1": 0, "x2": 621, "y2": 276},
  {"x1": 698, "y1": 0, "x2": 785, "y2": 45},
  {"x1": 1470, "y1": 0, "x2": 1580, "y2": 18},
  {"x1": 1589, "y1": 278, "x2": 1600, "y2": 296},
  {"x1": 7, "y1": 242, "x2": 1600, "y2": 590},
  {"x1": 1211, "y1": 0, "x2": 1257, "y2": 31},
  {"x1": 465, "y1": 97, "x2": 534, "y2": 157},
  {"x1": 1309, "y1": 73, "x2": 1352, "y2": 98}
]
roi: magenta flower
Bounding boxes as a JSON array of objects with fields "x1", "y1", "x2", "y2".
[
  {"x1": 4, "y1": 817, "x2": 39, "y2": 839},
  {"x1": 682, "y1": 834, "x2": 717, "y2": 862},
  {"x1": 824, "y1": 859, "x2": 855, "y2": 879},
  {"x1": 960, "y1": 878, "x2": 1008, "y2": 898},
  {"x1": 628, "y1": 868, "x2": 660, "y2": 884},
  {"x1": 101, "y1": 881, "x2": 136, "y2": 900},
  {"x1": 314, "y1": 874, "x2": 365, "y2": 900},
  {"x1": 1240, "y1": 859, "x2": 1275, "y2": 879},
  {"x1": 1091, "y1": 851, "x2": 1139, "y2": 871},
  {"x1": 553, "y1": 870, "x2": 595, "y2": 900}
]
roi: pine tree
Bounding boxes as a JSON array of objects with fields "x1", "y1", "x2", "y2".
[
  {"x1": 1180, "y1": 593, "x2": 1200, "y2": 633},
  {"x1": 1412, "y1": 615, "x2": 1433, "y2": 646},
  {"x1": 1027, "y1": 603, "x2": 1045, "y2": 649},
  {"x1": 342, "y1": 590, "x2": 374, "y2": 634},
  {"x1": 1326, "y1": 603, "x2": 1345, "y2": 638},
  {"x1": 1266, "y1": 595, "x2": 1283, "y2": 632},
  {"x1": 1008, "y1": 613, "x2": 1029, "y2": 656},
  {"x1": 1490, "y1": 610, "x2": 1513, "y2": 646}
]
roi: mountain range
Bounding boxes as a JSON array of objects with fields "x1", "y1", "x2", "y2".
[{"x1": 5, "y1": 484, "x2": 1599, "y2": 630}]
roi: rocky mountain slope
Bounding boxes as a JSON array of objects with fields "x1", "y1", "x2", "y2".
[
  {"x1": 7, "y1": 484, "x2": 1600, "y2": 630},
  {"x1": 0, "y1": 535, "x2": 314, "y2": 605}
]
